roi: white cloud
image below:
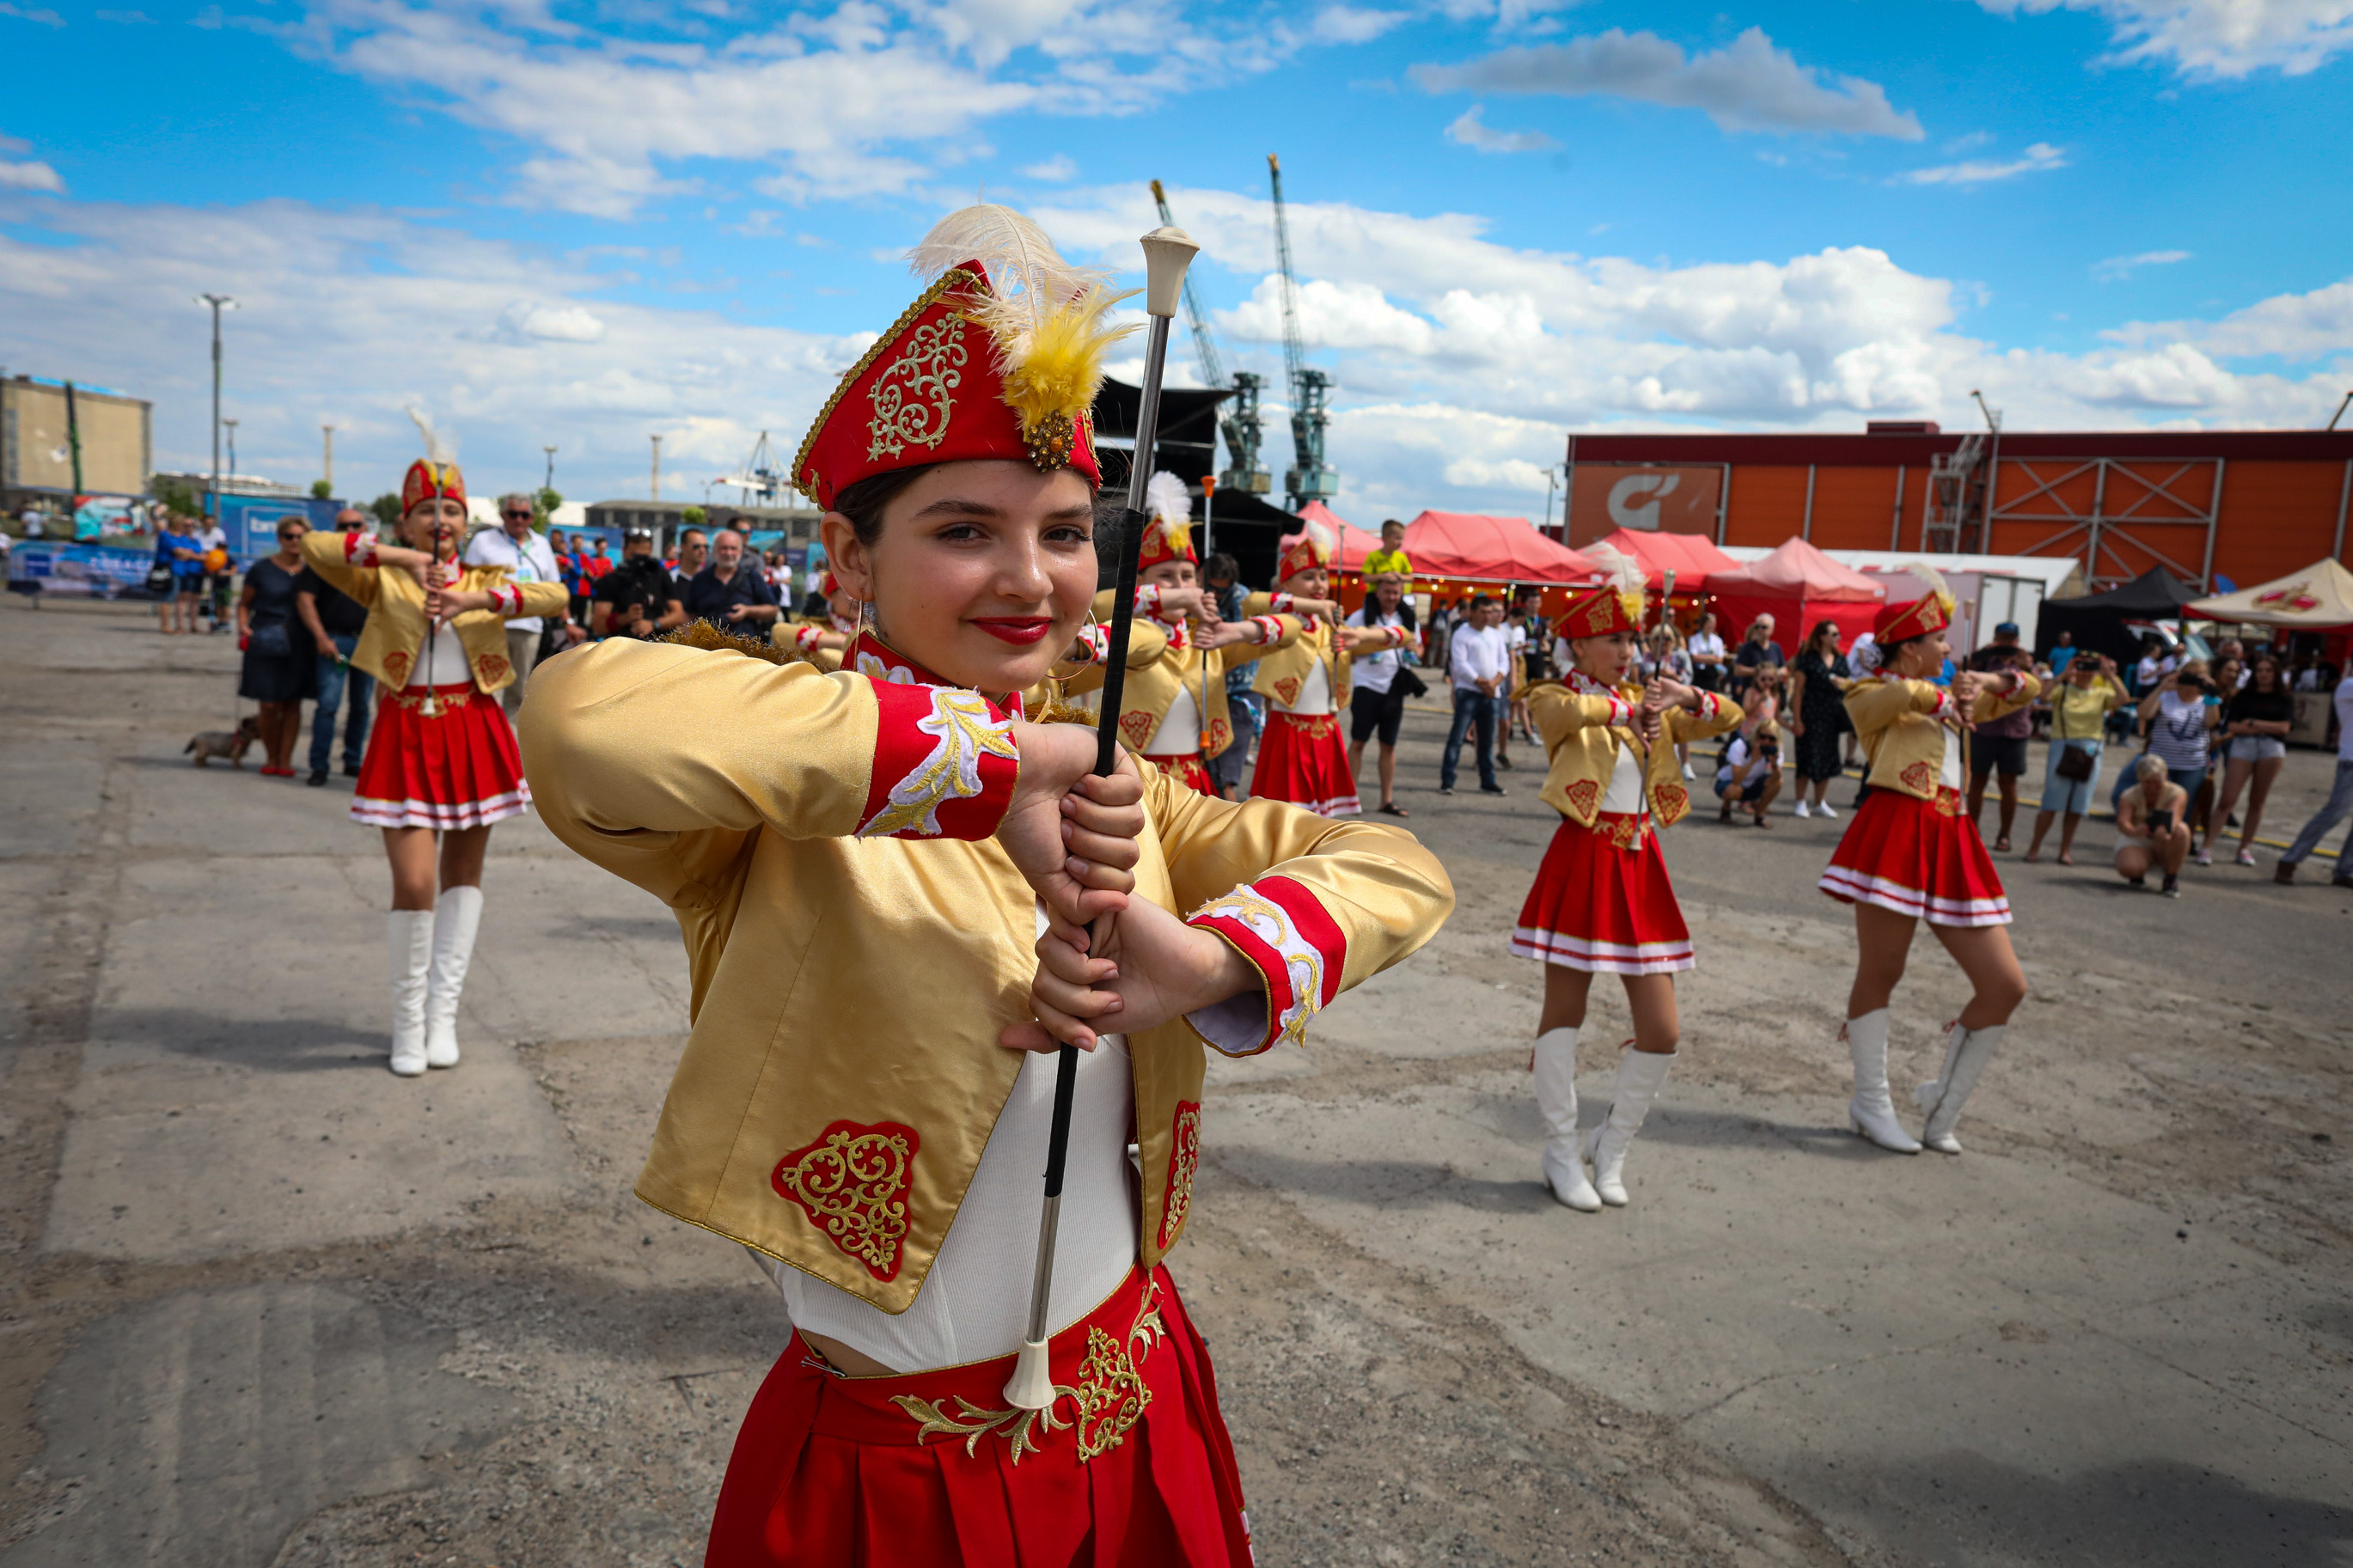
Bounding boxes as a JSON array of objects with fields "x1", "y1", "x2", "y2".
[
  {"x1": 1444, "y1": 104, "x2": 1559, "y2": 152},
  {"x1": 1311, "y1": 3, "x2": 1412, "y2": 44},
  {"x1": 0, "y1": 158, "x2": 65, "y2": 192},
  {"x1": 0, "y1": 0, "x2": 65, "y2": 23},
  {"x1": 494, "y1": 301, "x2": 608, "y2": 343},
  {"x1": 1020, "y1": 154, "x2": 1078, "y2": 181},
  {"x1": 1898, "y1": 141, "x2": 2067, "y2": 185},
  {"x1": 2093, "y1": 248, "x2": 2191, "y2": 279},
  {"x1": 1976, "y1": 0, "x2": 2353, "y2": 77},
  {"x1": 2107, "y1": 276, "x2": 2353, "y2": 360},
  {"x1": 1411, "y1": 27, "x2": 1925, "y2": 139}
]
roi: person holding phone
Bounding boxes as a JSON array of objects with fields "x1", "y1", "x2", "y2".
[
  {"x1": 2202, "y1": 651, "x2": 2295, "y2": 867},
  {"x1": 2025, "y1": 652, "x2": 2127, "y2": 865},
  {"x1": 2116, "y1": 754, "x2": 2191, "y2": 896}
]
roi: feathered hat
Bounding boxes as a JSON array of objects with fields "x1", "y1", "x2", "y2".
[
  {"x1": 400, "y1": 409, "x2": 465, "y2": 516},
  {"x1": 1874, "y1": 560, "x2": 1956, "y2": 644},
  {"x1": 1139, "y1": 470, "x2": 1196, "y2": 572},
  {"x1": 1560, "y1": 542, "x2": 1648, "y2": 638},
  {"x1": 1276, "y1": 514, "x2": 1337, "y2": 582},
  {"x1": 794, "y1": 204, "x2": 1137, "y2": 510}
]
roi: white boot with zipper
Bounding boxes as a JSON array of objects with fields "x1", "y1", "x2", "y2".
[
  {"x1": 424, "y1": 885, "x2": 483, "y2": 1070},
  {"x1": 1844, "y1": 1010, "x2": 1921, "y2": 1153},
  {"x1": 1531, "y1": 1027, "x2": 1600, "y2": 1211},
  {"x1": 1915, "y1": 1021, "x2": 2006, "y2": 1155},
  {"x1": 1584, "y1": 1048, "x2": 1674, "y2": 1206},
  {"x1": 387, "y1": 910, "x2": 433, "y2": 1077}
]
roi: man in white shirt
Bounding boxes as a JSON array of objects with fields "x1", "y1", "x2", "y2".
[
  {"x1": 1346, "y1": 571, "x2": 1419, "y2": 816},
  {"x1": 462, "y1": 492, "x2": 576, "y2": 714},
  {"x1": 1440, "y1": 595, "x2": 1509, "y2": 796},
  {"x1": 2276, "y1": 673, "x2": 2353, "y2": 888}
]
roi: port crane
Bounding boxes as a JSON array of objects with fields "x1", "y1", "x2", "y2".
[
  {"x1": 1149, "y1": 180, "x2": 1270, "y2": 497},
  {"x1": 1268, "y1": 154, "x2": 1338, "y2": 511}
]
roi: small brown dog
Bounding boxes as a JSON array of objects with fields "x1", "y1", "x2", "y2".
[{"x1": 185, "y1": 717, "x2": 263, "y2": 767}]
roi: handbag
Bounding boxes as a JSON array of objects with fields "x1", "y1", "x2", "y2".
[
  {"x1": 246, "y1": 620, "x2": 294, "y2": 659},
  {"x1": 145, "y1": 564, "x2": 176, "y2": 596},
  {"x1": 1391, "y1": 664, "x2": 1429, "y2": 701},
  {"x1": 2054, "y1": 741, "x2": 2095, "y2": 782}
]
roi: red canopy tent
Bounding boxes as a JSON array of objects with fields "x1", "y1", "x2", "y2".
[
  {"x1": 1588, "y1": 528, "x2": 1742, "y2": 593},
  {"x1": 1706, "y1": 537, "x2": 1886, "y2": 646},
  {"x1": 1295, "y1": 501, "x2": 1387, "y2": 571},
  {"x1": 1403, "y1": 510, "x2": 1598, "y2": 585}
]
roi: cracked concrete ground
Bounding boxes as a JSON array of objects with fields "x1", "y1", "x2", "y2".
[{"x1": 2, "y1": 597, "x2": 2350, "y2": 1567}]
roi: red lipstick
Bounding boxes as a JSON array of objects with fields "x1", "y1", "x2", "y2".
[{"x1": 972, "y1": 617, "x2": 1054, "y2": 646}]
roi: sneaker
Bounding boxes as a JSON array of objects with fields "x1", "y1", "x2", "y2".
[
  {"x1": 1720, "y1": 801, "x2": 1734, "y2": 824},
  {"x1": 1794, "y1": 800, "x2": 1811, "y2": 819},
  {"x1": 2130, "y1": 874, "x2": 2147, "y2": 888},
  {"x1": 2193, "y1": 847, "x2": 2212, "y2": 866},
  {"x1": 306, "y1": 768, "x2": 327, "y2": 787},
  {"x1": 1496, "y1": 755, "x2": 1514, "y2": 771},
  {"x1": 1817, "y1": 802, "x2": 1838, "y2": 820},
  {"x1": 2162, "y1": 873, "x2": 2181, "y2": 897},
  {"x1": 2234, "y1": 848, "x2": 2257, "y2": 867},
  {"x1": 1481, "y1": 784, "x2": 1508, "y2": 796},
  {"x1": 1439, "y1": 785, "x2": 1456, "y2": 796},
  {"x1": 1681, "y1": 762, "x2": 1695, "y2": 780}
]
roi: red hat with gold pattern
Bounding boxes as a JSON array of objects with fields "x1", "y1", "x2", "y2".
[
  {"x1": 1873, "y1": 562, "x2": 1956, "y2": 643},
  {"x1": 1559, "y1": 542, "x2": 1647, "y2": 638},
  {"x1": 400, "y1": 459, "x2": 465, "y2": 516},
  {"x1": 1139, "y1": 470, "x2": 1195, "y2": 572},
  {"x1": 1276, "y1": 516, "x2": 1336, "y2": 583},
  {"x1": 796, "y1": 205, "x2": 1135, "y2": 511}
]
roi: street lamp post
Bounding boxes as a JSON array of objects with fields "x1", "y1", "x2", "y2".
[
  {"x1": 322, "y1": 424, "x2": 338, "y2": 492},
  {"x1": 542, "y1": 445, "x2": 558, "y2": 491},
  {"x1": 194, "y1": 294, "x2": 237, "y2": 522},
  {"x1": 223, "y1": 418, "x2": 240, "y2": 479}
]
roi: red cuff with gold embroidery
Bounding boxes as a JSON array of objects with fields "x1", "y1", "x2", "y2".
[
  {"x1": 791, "y1": 623, "x2": 827, "y2": 655},
  {"x1": 342, "y1": 533, "x2": 380, "y2": 567},
  {"x1": 856, "y1": 680, "x2": 1020, "y2": 840},
  {"x1": 1182, "y1": 875, "x2": 1347, "y2": 1057},
  {"x1": 1250, "y1": 616, "x2": 1284, "y2": 644},
  {"x1": 1070, "y1": 623, "x2": 1110, "y2": 665},
  {"x1": 1134, "y1": 583, "x2": 1163, "y2": 620},
  {"x1": 487, "y1": 583, "x2": 523, "y2": 616}
]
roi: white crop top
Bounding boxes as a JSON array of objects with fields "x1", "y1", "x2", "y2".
[{"x1": 1600, "y1": 737, "x2": 1647, "y2": 815}]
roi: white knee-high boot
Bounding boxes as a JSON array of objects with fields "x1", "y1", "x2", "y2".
[
  {"x1": 1844, "y1": 1010, "x2": 1921, "y2": 1153},
  {"x1": 1915, "y1": 1022, "x2": 2005, "y2": 1155},
  {"x1": 1584, "y1": 1048, "x2": 1674, "y2": 1206},
  {"x1": 1531, "y1": 1027, "x2": 1600, "y2": 1211},
  {"x1": 425, "y1": 885, "x2": 483, "y2": 1070},
  {"x1": 388, "y1": 910, "x2": 433, "y2": 1077}
]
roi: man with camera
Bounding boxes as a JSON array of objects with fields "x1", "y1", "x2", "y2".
[
  {"x1": 1715, "y1": 721, "x2": 1783, "y2": 826},
  {"x1": 590, "y1": 528, "x2": 685, "y2": 640}
]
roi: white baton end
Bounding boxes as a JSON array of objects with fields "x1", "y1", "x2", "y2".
[{"x1": 1002, "y1": 1336, "x2": 1056, "y2": 1410}]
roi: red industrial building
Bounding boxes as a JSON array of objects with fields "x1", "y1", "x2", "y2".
[{"x1": 1560, "y1": 424, "x2": 2353, "y2": 594}]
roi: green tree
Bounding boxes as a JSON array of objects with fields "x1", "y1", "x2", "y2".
[
  {"x1": 153, "y1": 478, "x2": 202, "y2": 518},
  {"x1": 310, "y1": 479, "x2": 333, "y2": 500},
  {"x1": 369, "y1": 493, "x2": 402, "y2": 532},
  {"x1": 681, "y1": 504, "x2": 707, "y2": 528},
  {"x1": 535, "y1": 487, "x2": 563, "y2": 529}
]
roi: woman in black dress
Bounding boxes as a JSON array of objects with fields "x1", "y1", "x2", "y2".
[
  {"x1": 1786, "y1": 619, "x2": 1852, "y2": 819},
  {"x1": 237, "y1": 517, "x2": 320, "y2": 776}
]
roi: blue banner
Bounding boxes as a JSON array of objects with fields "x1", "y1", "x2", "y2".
[{"x1": 7, "y1": 541, "x2": 158, "y2": 598}]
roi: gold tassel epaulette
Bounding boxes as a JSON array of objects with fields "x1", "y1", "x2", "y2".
[
  {"x1": 1031, "y1": 699, "x2": 1101, "y2": 727},
  {"x1": 654, "y1": 619, "x2": 795, "y2": 665}
]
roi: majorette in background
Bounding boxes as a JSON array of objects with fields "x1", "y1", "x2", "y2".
[
  {"x1": 1515, "y1": 546, "x2": 1740, "y2": 1211},
  {"x1": 519, "y1": 203, "x2": 1457, "y2": 1565},
  {"x1": 1072, "y1": 470, "x2": 1301, "y2": 797},
  {"x1": 1820, "y1": 565, "x2": 2038, "y2": 1157},
  {"x1": 301, "y1": 434, "x2": 568, "y2": 1078},
  {"x1": 1240, "y1": 516, "x2": 1414, "y2": 816}
]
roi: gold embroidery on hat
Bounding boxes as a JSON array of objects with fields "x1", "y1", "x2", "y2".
[{"x1": 867, "y1": 313, "x2": 968, "y2": 463}]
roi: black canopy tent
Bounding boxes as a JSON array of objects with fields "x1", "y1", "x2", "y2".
[
  {"x1": 1092, "y1": 379, "x2": 1297, "y2": 589},
  {"x1": 2037, "y1": 567, "x2": 2205, "y2": 667}
]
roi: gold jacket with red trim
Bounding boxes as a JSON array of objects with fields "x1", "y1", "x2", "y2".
[
  {"x1": 520, "y1": 631, "x2": 1455, "y2": 1315},
  {"x1": 1844, "y1": 671, "x2": 2039, "y2": 802},
  {"x1": 1525, "y1": 672, "x2": 1739, "y2": 829},
  {"x1": 300, "y1": 530, "x2": 567, "y2": 692},
  {"x1": 1076, "y1": 585, "x2": 1299, "y2": 759},
  {"x1": 1238, "y1": 592, "x2": 1412, "y2": 712}
]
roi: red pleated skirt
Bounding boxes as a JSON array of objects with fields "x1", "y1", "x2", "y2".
[
  {"x1": 1248, "y1": 711, "x2": 1359, "y2": 816},
  {"x1": 706, "y1": 1265, "x2": 1252, "y2": 1568},
  {"x1": 1819, "y1": 786, "x2": 2009, "y2": 926},
  {"x1": 350, "y1": 683, "x2": 531, "y2": 830},
  {"x1": 1145, "y1": 753, "x2": 1218, "y2": 798},
  {"x1": 1512, "y1": 814, "x2": 1694, "y2": 974}
]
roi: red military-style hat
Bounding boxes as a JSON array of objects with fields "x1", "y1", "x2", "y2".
[
  {"x1": 1275, "y1": 517, "x2": 1336, "y2": 583},
  {"x1": 401, "y1": 458, "x2": 465, "y2": 516},
  {"x1": 795, "y1": 205, "x2": 1134, "y2": 512},
  {"x1": 1139, "y1": 470, "x2": 1195, "y2": 572},
  {"x1": 1874, "y1": 563, "x2": 1956, "y2": 643},
  {"x1": 1558, "y1": 542, "x2": 1647, "y2": 638}
]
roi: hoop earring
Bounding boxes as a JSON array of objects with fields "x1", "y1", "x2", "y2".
[{"x1": 1080, "y1": 607, "x2": 1099, "y2": 657}]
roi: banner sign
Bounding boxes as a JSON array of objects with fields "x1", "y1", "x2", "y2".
[
  {"x1": 1567, "y1": 464, "x2": 1723, "y2": 547},
  {"x1": 7, "y1": 541, "x2": 157, "y2": 598}
]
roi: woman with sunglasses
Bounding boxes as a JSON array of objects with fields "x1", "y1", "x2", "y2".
[
  {"x1": 522, "y1": 205, "x2": 1453, "y2": 1566},
  {"x1": 235, "y1": 518, "x2": 320, "y2": 776},
  {"x1": 302, "y1": 455, "x2": 567, "y2": 1077}
]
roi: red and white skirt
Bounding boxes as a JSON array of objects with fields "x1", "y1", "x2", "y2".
[
  {"x1": 1512, "y1": 813, "x2": 1694, "y2": 974},
  {"x1": 705, "y1": 1264, "x2": 1252, "y2": 1568},
  {"x1": 351, "y1": 682, "x2": 531, "y2": 830},
  {"x1": 1145, "y1": 753, "x2": 1219, "y2": 798},
  {"x1": 1249, "y1": 711, "x2": 1359, "y2": 816},
  {"x1": 1818, "y1": 786, "x2": 2009, "y2": 926}
]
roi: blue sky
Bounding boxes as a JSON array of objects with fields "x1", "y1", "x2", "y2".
[{"x1": 3, "y1": 0, "x2": 2350, "y2": 516}]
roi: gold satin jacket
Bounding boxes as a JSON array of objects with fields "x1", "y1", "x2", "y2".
[
  {"x1": 520, "y1": 635, "x2": 1455, "y2": 1315},
  {"x1": 1525, "y1": 679, "x2": 1739, "y2": 829},
  {"x1": 300, "y1": 530, "x2": 567, "y2": 692},
  {"x1": 1238, "y1": 593, "x2": 1409, "y2": 713},
  {"x1": 1078, "y1": 588, "x2": 1301, "y2": 759},
  {"x1": 1845, "y1": 671, "x2": 2040, "y2": 802}
]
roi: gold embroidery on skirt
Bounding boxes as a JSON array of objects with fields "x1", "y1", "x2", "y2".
[
  {"x1": 891, "y1": 1277, "x2": 1166, "y2": 1465},
  {"x1": 385, "y1": 686, "x2": 472, "y2": 712}
]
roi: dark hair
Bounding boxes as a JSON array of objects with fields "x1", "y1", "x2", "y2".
[
  {"x1": 1470, "y1": 593, "x2": 1498, "y2": 609},
  {"x1": 831, "y1": 463, "x2": 942, "y2": 546},
  {"x1": 2250, "y1": 650, "x2": 2283, "y2": 689},
  {"x1": 1203, "y1": 552, "x2": 1242, "y2": 586},
  {"x1": 1806, "y1": 620, "x2": 1840, "y2": 652},
  {"x1": 1879, "y1": 631, "x2": 1939, "y2": 662}
]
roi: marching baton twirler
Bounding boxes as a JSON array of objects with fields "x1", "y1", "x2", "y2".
[{"x1": 1005, "y1": 221, "x2": 1200, "y2": 1411}]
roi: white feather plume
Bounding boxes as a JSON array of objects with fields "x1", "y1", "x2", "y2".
[
  {"x1": 1583, "y1": 540, "x2": 1647, "y2": 598},
  {"x1": 906, "y1": 204, "x2": 1118, "y2": 338},
  {"x1": 1898, "y1": 558, "x2": 1957, "y2": 614},
  {"x1": 405, "y1": 406, "x2": 451, "y2": 465},
  {"x1": 1145, "y1": 470, "x2": 1190, "y2": 529}
]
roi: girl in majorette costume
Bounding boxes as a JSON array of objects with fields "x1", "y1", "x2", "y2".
[
  {"x1": 1077, "y1": 472, "x2": 1301, "y2": 797},
  {"x1": 1515, "y1": 550, "x2": 1739, "y2": 1210},
  {"x1": 1242, "y1": 520, "x2": 1412, "y2": 815},
  {"x1": 1819, "y1": 570, "x2": 2038, "y2": 1156},
  {"x1": 300, "y1": 448, "x2": 569, "y2": 1077},
  {"x1": 522, "y1": 204, "x2": 1454, "y2": 1567},
  {"x1": 773, "y1": 570, "x2": 858, "y2": 670}
]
